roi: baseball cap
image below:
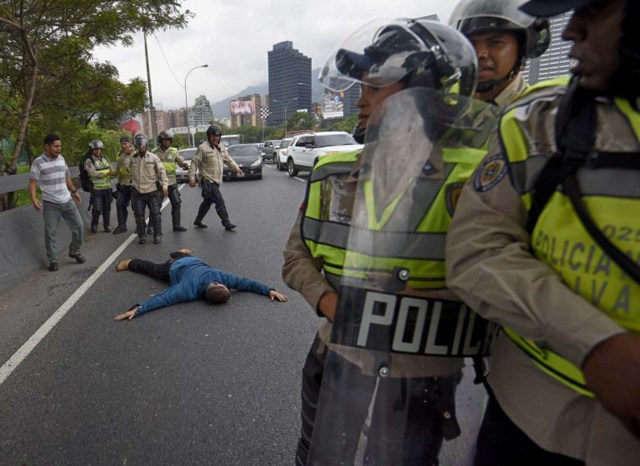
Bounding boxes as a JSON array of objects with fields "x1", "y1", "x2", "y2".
[{"x1": 520, "y1": 0, "x2": 595, "y2": 17}]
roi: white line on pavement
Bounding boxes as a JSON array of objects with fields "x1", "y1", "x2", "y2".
[{"x1": 0, "y1": 189, "x2": 177, "y2": 387}]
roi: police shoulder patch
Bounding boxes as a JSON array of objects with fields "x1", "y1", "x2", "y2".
[
  {"x1": 445, "y1": 182, "x2": 465, "y2": 217},
  {"x1": 473, "y1": 154, "x2": 508, "y2": 193}
]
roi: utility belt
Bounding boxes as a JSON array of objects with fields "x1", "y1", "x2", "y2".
[{"x1": 332, "y1": 286, "x2": 498, "y2": 357}]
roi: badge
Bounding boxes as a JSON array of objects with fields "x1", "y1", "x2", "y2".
[
  {"x1": 473, "y1": 154, "x2": 508, "y2": 192},
  {"x1": 445, "y1": 182, "x2": 465, "y2": 217}
]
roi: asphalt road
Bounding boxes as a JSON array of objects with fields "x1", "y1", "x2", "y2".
[{"x1": 0, "y1": 163, "x2": 485, "y2": 465}]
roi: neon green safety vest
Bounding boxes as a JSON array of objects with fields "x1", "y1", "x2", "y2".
[
  {"x1": 302, "y1": 141, "x2": 492, "y2": 290},
  {"x1": 153, "y1": 146, "x2": 179, "y2": 180},
  {"x1": 90, "y1": 156, "x2": 112, "y2": 190},
  {"x1": 499, "y1": 77, "x2": 640, "y2": 397}
]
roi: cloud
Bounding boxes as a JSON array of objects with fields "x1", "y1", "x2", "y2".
[{"x1": 94, "y1": 0, "x2": 456, "y2": 110}]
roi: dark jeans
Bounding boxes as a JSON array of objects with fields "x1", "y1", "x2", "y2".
[
  {"x1": 474, "y1": 394, "x2": 585, "y2": 466},
  {"x1": 128, "y1": 252, "x2": 190, "y2": 282}
]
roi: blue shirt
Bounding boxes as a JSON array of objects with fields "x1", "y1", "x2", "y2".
[{"x1": 135, "y1": 257, "x2": 272, "y2": 316}]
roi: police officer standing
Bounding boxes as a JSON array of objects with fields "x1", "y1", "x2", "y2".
[
  {"x1": 113, "y1": 135, "x2": 135, "y2": 234},
  {"x1": 85, "y1": 139, "x2": 116, "y2": 233},
  {"x1": 284, "y1": 19, "x2": 498, "y2": 465},
  {"x1": 153, "y1": 130, "x2": 189, "y2": 232},
  {"x1": 188, "y1": 124, "x2": 243, "y2": 231},
  {"x1": 447, "y1": 0, "x2": 640, "y2": 464},
  {"x1": 130, "y1": 133, "x2": 168, "y2": 245},
  {"x1": 449, "y1": 0, "x2": 551, "y2": 107}
]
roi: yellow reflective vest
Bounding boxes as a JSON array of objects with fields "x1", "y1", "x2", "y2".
[
  {"x1": 499, "y1": 77, "x2": 640, "y2": 396},
  {"x1": 153, "y1": 146, "x2": 179, "y2": 182}
]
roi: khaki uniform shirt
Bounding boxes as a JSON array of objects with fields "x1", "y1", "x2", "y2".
[
  {"x1": 85, "y1": 156, "x2": 114, "y2": 190},
  {"x1": 446, "y1": 87, "x2": 640, "y2": 465},
  {"x1": 116, "y1": 151, "x2": 134, "y2": 187},
  {"x1": 189, "y1": 142, "x2": 239, "y2": 185},
  {"x1": 153, "y1": 147, "x2": 185, "y2": 186},
  {"x1": 130, "y1": 150, "x2": 168, "y2": 194}
]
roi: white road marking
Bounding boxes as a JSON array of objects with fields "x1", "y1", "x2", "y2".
[{"x1": 0, "y1": 189, "x2": 177, "y2": 387}]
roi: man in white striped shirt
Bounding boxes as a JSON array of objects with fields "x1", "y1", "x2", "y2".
[{"x1": 29, "y1": 133, "x2": 85, "y2": 272}]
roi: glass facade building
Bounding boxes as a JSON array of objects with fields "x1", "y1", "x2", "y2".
[
  {"x1": 268, "y1": 41, "x2": 312, "y2": 126},
  {"x1": 523, "y1": 13, "x2": 572, "y2": 85}
]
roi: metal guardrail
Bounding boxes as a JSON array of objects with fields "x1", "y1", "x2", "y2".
[{"x1": 0, "y1": 168, "x2": 79, "y2": 196}]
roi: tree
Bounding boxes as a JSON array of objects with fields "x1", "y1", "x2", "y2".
[
  {"x1": 0, "y1": 0, "x2": 191, "y2": 173},
  {"x1": 287, "y1": 112, "x2": 315, "y2": 133}
]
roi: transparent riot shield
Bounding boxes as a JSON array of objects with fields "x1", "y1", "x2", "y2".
[{"x1": 307, "y1": 88, "x2": 500, "y2": 466}]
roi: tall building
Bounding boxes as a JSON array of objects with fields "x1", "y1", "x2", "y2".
[
  {"x1": 268, "y1": 41, "x2": 312, "y2": 125},
  {"x1": 523, "y1": 13, "x2": 572, "y2": 85},
  {"x1": 190, "y1": 95, "x2": 214, "y2": 127},
  {"x1": 342, "y1": 86, "x2": 361, "y2": 118},
  {"x1": 167, "y1": 109, "x2": 187, "y2": 128},
  {"x1": 230, "y1": 94, "x2": 263, "y2": 128},
  {"x1": 142, "y1": 106, "x2": 170, "y2": 139}
]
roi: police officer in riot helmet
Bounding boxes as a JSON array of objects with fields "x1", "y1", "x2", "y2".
[
  {"x1": 85, "y1": 139, "x2": 116, "y2": 233},
  {"x1": 113, "y1": 135, "x2": 135, "y2": 234},
  {"x1": 152, "y1": 129, "x2": 189, "y2": 232},
  {"x1": 188, "y1": 124, "x2": 243, "y2": 231},
  {"x1": 447, "y1": 0, "x2": 640, "y2": 464},
  {"x1": 286, "y1": 18, "x2": 498, "y2": 466},
  {"x1": 449, "y1": 0, "x2": 551, "y2": 105}
]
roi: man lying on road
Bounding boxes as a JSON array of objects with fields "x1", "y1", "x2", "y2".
[{"x1": 115, "y1": 248, "x2": 288, "y2": 320}]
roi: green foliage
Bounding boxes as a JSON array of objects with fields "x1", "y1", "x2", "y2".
[
  {"x1": 287, "y1": 112, "x2": 316, "y2": 133},
  {"x1": 0, "y1": 0, "x2": 191, "y2": 170}
]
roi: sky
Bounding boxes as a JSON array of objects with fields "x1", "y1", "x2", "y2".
[{"x1": 93, "y1": 0, "x2": 457, "y2": 111}]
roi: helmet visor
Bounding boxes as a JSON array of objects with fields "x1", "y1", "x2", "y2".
[
  {"x1": 449, "y1": 0, "x2": 537, "y2": 31},
  {"x1": 319, "y1": 19, "x2": 435, "y2": 92}
]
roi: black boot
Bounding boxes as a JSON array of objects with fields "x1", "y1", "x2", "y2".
[
  {"x1": 172, "y1": 206, "x2": 187, "y2": 232},
  {"x1": 103, "y1": 217, "x2": 111, "y2": 233},
  {"x1": 194, "y1": 205, "x2": 209, "y2": 228},
  {"x1": 153, "y1": 215, "x2": 162, "y2": 244},
  {"x1": 113, "y1": 208, "x2": 127, "y2": 234},
  {"x1": 217, "y1": 206, "x2": 236, "y2": 231},
  {"x1": 91, "y1": 209, "x2": 100, "y2": 234}
]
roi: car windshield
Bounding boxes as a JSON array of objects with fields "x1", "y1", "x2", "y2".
[
  {"x1": 316, "y1": 134, "x2": 357, "y2": 148},
  {"x1": 228, "y1": 145, "x2": 260, "y2": 158},
  {"x1": 179, "y1": 149, "x2": 197, "y2": 161}
]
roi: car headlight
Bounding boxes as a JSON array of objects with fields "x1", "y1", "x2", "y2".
[{"x1": 250, "y1": 159, "x2": 262, "y2": 167}]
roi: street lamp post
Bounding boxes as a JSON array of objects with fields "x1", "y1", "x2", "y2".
[
  {"x1": 272, "y1": 97, "x2": 298, "y2": 135},
  {"x1": 184, "y1": 64, "x2": 208, "y2": 148}
]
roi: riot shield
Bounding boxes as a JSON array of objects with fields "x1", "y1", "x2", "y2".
[{"x1": 307, "y1": 88, "x2": 500, "y2": 466}]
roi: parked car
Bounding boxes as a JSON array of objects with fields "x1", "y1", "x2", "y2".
[
  {"x1": 260, "y1": 139, "x2": 282, "y2": 162},
  {"x1": 223, "y1": 144, "x2": 263, "y2": 180},
  {"x1": 175, "y1": 148, "x2": 197, "y2": 183},
  {"x1": 286, "y1": 131, "x2": 361, "y2": 177},
  {"x1": 275, "y1": 138, "x2": 294, "y2": 171}
]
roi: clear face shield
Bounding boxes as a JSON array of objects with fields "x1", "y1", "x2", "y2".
[{"x1": 319, "y1": 19, "x2": 436, "y2": 93}]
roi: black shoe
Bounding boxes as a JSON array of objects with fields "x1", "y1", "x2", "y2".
[
  {"x1": 69, "y1": 253, "x2": 86, "y2": 264},
  {"x1": 224, "y1": 223, "x2": 237, "y2": 231},
  {"x1": 173, "y1": 226, "x2": 187, "y2": 232},
  {"x1": 139, "y1": 236, "x2": 147, "y2": 244},
  {"x1": 194, "y1": 220, "x2": 208, "y2": 228},
  {"x1": 91, "y1": 224, "x2": 98, "y2": 234},
  {"x1": 154, "y1": 236, "x2": 162, "y2": 244},
  {"x1": 104, "y1": 226, "x2": 111, "y2": 233},
  {"x1": 49, "y1": 262, "x2": 59, "y2": 272},
  {"x1": 146, "y1": 226, "x2": 153, "y2": 235},
  {"x1": 113, "y1": 226, "x2": 127, "y2": 234}
]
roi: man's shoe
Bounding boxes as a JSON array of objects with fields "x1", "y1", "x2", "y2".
[
  {"x1": 49, "y1": 262, "x2": 59, "y2": 272},
  {"x1": 224, "y1": 223, "x2": 237, "y2": 231},
  {"x1": 138, "y1": 236, "x2": 147, "y2": 244},
  {"x1": 104, "y1": 226, "x2": 112, "y2": 233},
  {"x1": 116, "y1": 259, "x2": 131, "y2": 271},
  {"x1": 154, "y1": 236, "x2": 162, "y2": 244},
  {"x1": 113, "y1": 226, "x2": 127, "y2": 234},
  {"x1": 170, "y1": 248, "x2": 192, "y2": 258},
  {"x1": 194, "y1": 220, "x2": 208, "y2": 228},
  {"x1": 69, "y1": 253, "x2": 86, "y2": 264},
  {"x1": 173, "y1": 226, "x2": 187, "y2": 232}
]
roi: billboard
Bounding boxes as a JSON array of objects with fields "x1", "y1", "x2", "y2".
[
  {"x1": 230, "y1": 100, "x2": 255, "y2": 116},
  {"x1": 322, "y1": 90, "x2": 344, "y2": 119}
]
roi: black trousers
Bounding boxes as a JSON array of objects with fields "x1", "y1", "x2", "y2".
[
  {"x1": 131, "y1": 188, "x2": 162, "y2": 237},
  {"x1": 474, "y1": 394, "x2": 585, "y2": 466},
  {"x1": 90, "y1": 188, "x2": 112, "y2": 227},
  {"x1": 197, "y1": 180, "x2": 226, "y2": 219},
  {"x1": 128, "y1": 252, "x2": 190, "y2": 282}
]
